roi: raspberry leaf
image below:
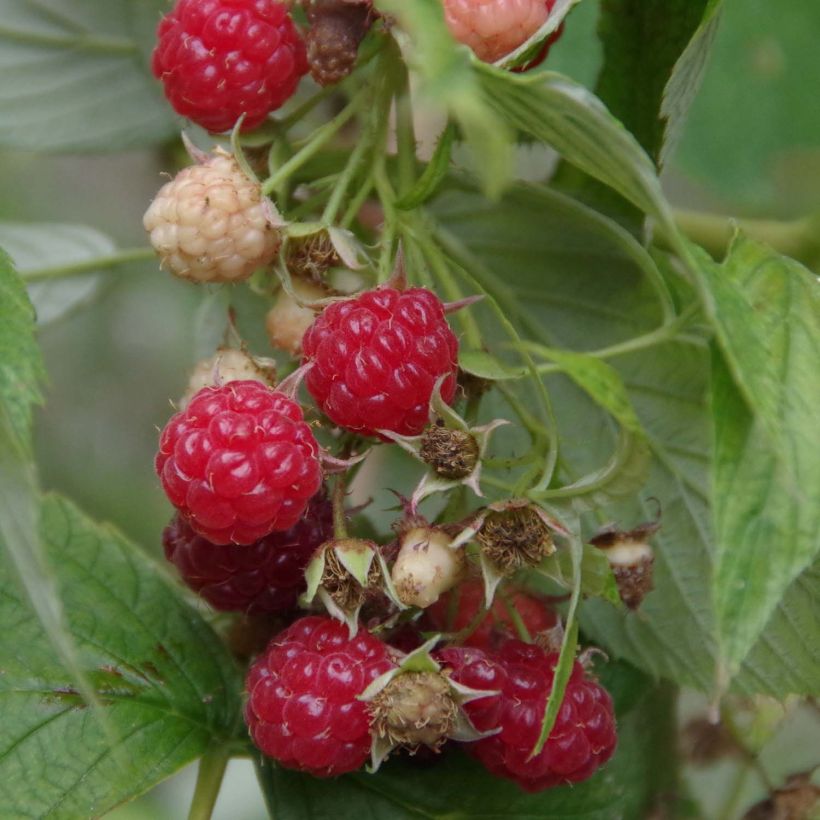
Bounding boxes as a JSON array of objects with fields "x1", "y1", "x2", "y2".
[
  {"x1": 0, "y1": 494, "x2": 243, "y2": 818},
  {"x1": 0, "y1": 0, "x2": 176, "y2": 152},
  {"x1": 0, "y1": 222, "x2": 151, "y2": 325},
  {"x1": 0, "y1": 246, "x2": 44, "y2": 446},
  {"x1": 695, "y1": 234, "x2": 820, "y2": 686}
]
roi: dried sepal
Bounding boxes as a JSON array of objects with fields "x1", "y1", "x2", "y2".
[
  {"x1": 359, "y1": 639, "x2": 499, "y2": 770},
  {"x1": 379, "y1": 378, "x2": 508, "y2": 511}
]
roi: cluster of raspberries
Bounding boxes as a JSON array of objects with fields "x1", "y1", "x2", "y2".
[
  {"x1": 152, "y1": 0, "x2": 562, "y2": 134},
  {"x1": 149, "y1": 0, "x2": 615, "y2": 796}
]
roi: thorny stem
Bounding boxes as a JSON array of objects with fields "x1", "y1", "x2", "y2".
[
  {"x1": 262, "y1": 95, "x2": 363, "y2": 196},
  {"x1": 188, "y1": 744, "x2": 230, "y2": 820},
  {"x1": 499, "y1": 589, "x2": 532, "y2": 642},
  {"x1": 332, "y1": 474, "x2": 349, "y2": 540}
]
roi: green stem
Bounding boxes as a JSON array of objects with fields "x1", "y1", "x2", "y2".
[
  {"x1": 20, "y1": 247, "x2": 155, "y2": 281},
  {"x1": 715, "y1": 763, "x2": 751, "y2": 820},
  {"x1": 262, "y1": 97, "x2": 362, "y2": 196},
  {"x1": 499, "y1": 590, "x2": 532, "y2": 642},
  {"x1": 187, "y1": 745, "x2": 230, "y2": 820},
  {"x1": 392, "y1": 54, "x2": 417, "y2": 197},
  {"x1": 332, "y1": 475, "x2": 349, "y2": 539},
  {"x1": 664, "y1": 209, "x2": 820, "y2": 271}
]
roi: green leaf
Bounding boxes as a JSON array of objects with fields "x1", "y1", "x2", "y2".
[
  {"x1": 433, "y1": 183, "x2": 819, "y2": 698},
  {"x1": 698, "y1": 234, "x2": 820, "y2": 682},
  {"x1": 458, "y1": 349, "x2": 526, "y2": 381},
  {"x1": 0, "y1": 0, "x2": 176, "y2": 152},
  {"x1": 594, "y1": 0, "x2": 714, "y2": 163},
  {"x1": 433, "y1": 183, "x2": 719, "y2": 691},
  {"x1": 0, "y1": 494, "x2": 242, "y2": 818},
  {"x1": 660, "y1": 0, "x2": 724, "y2": 164},
  {"x1": 0, "y1": 222, "x2": 119, "y2": 324},
  {"x1": 0, "y1": 246, "x2": 44, "y2": 447},
  {"x1": 260, "y1": 662, "x2": 676, "y2": 819},
  {"x1": 475, "y1": 64, "x2": 676, "y2": 234}
]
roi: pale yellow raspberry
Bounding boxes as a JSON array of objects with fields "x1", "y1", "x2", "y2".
[
  {"x1": 179, "y1": 348, "x2": 277, "y2": 409},
  {"x1": 443, "y1": 0, "x2": 549, "y2": 63},
  {"x1": 144, "y1": 150, "x2": 281, "y2": 283},
  {"x1": 265, "y1": 278, "x2": 328, "y2": 356}
]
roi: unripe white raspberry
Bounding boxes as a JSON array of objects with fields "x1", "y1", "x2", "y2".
[
  {"x1": 443, "y1": 0, "x2": 549, "y2": 63},
  {"x1": 144, "y1": 149, "x2": 281, "y2": 283},
  {"x1": 391, "y1": 527, "x2": 465, "y2": 609},
  {"x1": 179, "y1": 348, "x2": 277, "y2": 409},
  {"x1": 265, "y1": 278, "x2": 328, "y2": 356}
]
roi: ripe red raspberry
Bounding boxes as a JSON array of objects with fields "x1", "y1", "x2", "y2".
[
  {"x1": 162, "y1": 489, "x2": 332, "y2": 613},
  {"x1": 152, "y1": 0, "x2": 309, "y2": 133},
  {"x1": 439, "y1": 640, "x2": 617, "y2": 791},
  {"x1": 156, "y1": 380, "x2": 322, "y2": 545},
  {"x1": 302, "y1": 287, "x2": 459, "y2": 437},
  {"x1": 425, "y1": 579, "x2": 556, "y2": 649},
  {"x1": 246, "y1": 615, "x2": 396, "y2": 775},
  {"x1": 443, "y1": 0, "x2": 559, "y2": 65}
]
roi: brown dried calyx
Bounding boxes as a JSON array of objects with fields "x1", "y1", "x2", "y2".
[
  {"x1": 743, "y1": 772, "x2": 819, "y2": 820},
  {"x1": 320, "y1": 539, "x2": 382, "y2": 611},
  {"x1": 477, "y1": 506, "x2": 554, "y2": 573},
  {"x1": 420, "y1": 418, "x2": 480, "y2": 480},
  {"x1": 286, "y1": 230, "x2": 341, "y2": 280},
  {"x1": 305, "y1": 1, "x2": 372, "y2": 87},
  {"x1": 590, "y1": 514, "x2": 660, "y2": 610},
  {"x1": 369, "y1": 671, "x2": 458, "y2": 751}
]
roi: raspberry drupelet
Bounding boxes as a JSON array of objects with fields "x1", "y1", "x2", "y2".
[
  {"x1": 302, "y1": 287, "x2": 459, "y2": 438},
  {"x1": 152, "y1": 0, "x2": 309, "y2": 133},
  {"x1": 162, "y1": 489, "x2": 333, "y2": 613},
  {"x1": 156, "y1": 380, "x2": 322, "y2": 545},
  {"x1": 245, "y1": 615, "x2": 396, "y2": 775}
]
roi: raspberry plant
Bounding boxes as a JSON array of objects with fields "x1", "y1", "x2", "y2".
[{"x1": 1, "y1": 1, "x2": 819, "y2": 818}]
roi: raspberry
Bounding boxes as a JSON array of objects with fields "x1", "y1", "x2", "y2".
[
  {"x1": 155, "y1": 380, "x2": 323, "y2": 545},
  {"x1": 180, "y1": 348, "x2": 277, "y2": 409},
  {"x1": 144, "y1": 150, "x2": 281, "y2": 283},
  {"x1": 438, "y1": 640, "x2": 617, "y2": 791},
  {"x1": 265, "y1": 279, "x2": 327, "y2": 357},
  {"x1": 162, "y1": 489, "x2": 332, "y2": 613},
  {"x1": 302, "y1": 287, "x2": 459, "y2": 438},
  {"x1": 391, "y1": 525, "x2": 465, "y2": 609},
  {"x1": 245, "y1": 615, "x2": 396, "y2": 775},
  {"x1": 443, "y1": 0, "x2": 558, "y2": 64},
  {"x1": 152, "y1": 0, "x2": 308, "y2": 133},
  {"x1": 425, "y1": 579, "x2": 556, "y2": 648}
]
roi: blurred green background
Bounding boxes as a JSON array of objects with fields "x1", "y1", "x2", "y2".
[{"x1": 2, "y1": 0, "x2": 818, "y2": 816}]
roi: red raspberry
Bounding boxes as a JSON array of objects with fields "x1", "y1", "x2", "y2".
[
  {"x1": 443, "y1": 0, "x2": 560, "y2": 65},
  {"x1": 425, "y1": 579, "x2": 556, "y2": 649},
  {"x1": 156, "y1": 381, "x2": 322, "y2": 545},
  {"x1": 302, "y1": 287, "x2": 459, "y2": 437},
  {"x1": 162, "y1": 489, "x2": 332, "y2": 613},
  {"x1": 152, "y1": 0, "x2": 309, "y2": 133},
  {"x1": 439, "y1": 640, "x2": 617, "y2": 791},
  {"x1": 245, "y1": 615, "x2": 396, "y2": 775}
]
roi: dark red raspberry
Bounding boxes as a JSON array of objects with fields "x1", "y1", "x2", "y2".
[
  {"x1": 439, "y1": 640, "x2": 617, "y2": 792},
  {"x1": 425, "y1": 579, "x2": 557, "y2": 649},
  {"x1": 246, "y1": 615, "x2": 396, "y2": 775},
  {"x1": 302, "y1": 287, "x2": 459, "y2": 438},
  {"x1": 152, "y1": 0, "x2": 309, "y2": 133},
  {"x1": 163, "y1": 490, "x2": 332, "y2": 613},
  {"x1": 305, "y1": 2, "x2": 371, "y2": 87},
  {"x1": 156, "y1": 381, "x2": 322, "y2": 545}
]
